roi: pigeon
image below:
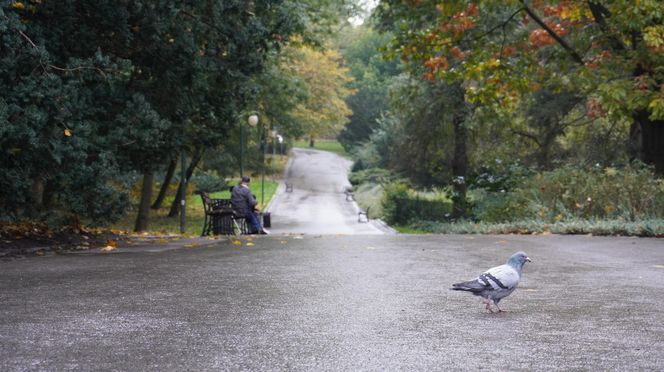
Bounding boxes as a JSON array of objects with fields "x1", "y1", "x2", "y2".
[{"x1": 451, "y1": 251, "x2": 531, "y2": 313}]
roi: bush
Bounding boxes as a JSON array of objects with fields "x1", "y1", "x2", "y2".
[
  {"x1": 524, "y1": 163, "x2": 664, "y2": 221},
  {"x1": 382, "y1": 182, "x2": 452, "y2": 225},
  {"x1": 469, "y1": 189, "x2": 530, "y2": 223},
  {"x1": 469, "y1": 160, "x2": 533, "y2": 192},
  {"x1": 349, "y1": 168, "x2": 392, "y2": 186},
  {"x1": 469, "y1": 163, "x2": 664, "y2": 223},
  {"x1": 354, "y1": 183, "x2": 385, "y2": 219},
  {"x1": 192, "y1": 171, "x2": 227, "y2": 194},
  {"x1": 405, "y1": 218, "x2": 664, "y2": 237}
]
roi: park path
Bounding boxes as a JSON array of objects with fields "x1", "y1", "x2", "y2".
[{"x1": 266, "y1": 147, "x2": 386, "y2": 235}]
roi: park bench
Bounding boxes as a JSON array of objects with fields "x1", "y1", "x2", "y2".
[
  {"x1": 358, "y1": 206, "x2": 370, "y2": 222},
  {"x1": 200, "y1": 192, "x2": 248, "y2": 236},
  {"x1": 344, "y1": 187, "x2": 355, "y2": 201}
]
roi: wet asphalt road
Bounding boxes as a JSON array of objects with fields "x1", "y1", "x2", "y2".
[
  {"x1": 2, "y1": 234, "x2": 664, "y2": 371},
  {"x1": 266, "y1": 148, "x2": 384, "y2": 235}
]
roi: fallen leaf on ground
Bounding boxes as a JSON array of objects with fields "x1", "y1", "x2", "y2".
[
  {"x1": 232, "y1": 240, "x2": 241, "y2": 245},
  {"x1": 100, "y1": 245, "x2": 116, "y2": 252},
  {"x1": 246, "y1": 242, "x2": 254, "y2": 246}
]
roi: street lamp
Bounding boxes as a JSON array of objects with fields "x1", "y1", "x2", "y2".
[
  {"x1": 241, "y1": 114, "x2": 259, "y2": 177},
  {"x1": 271, "y1": 129, "x2": 278, "y2": 182}
]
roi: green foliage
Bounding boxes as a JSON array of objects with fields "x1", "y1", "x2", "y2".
[
  {"x1": 469, "y1": 189, "x2": 530, "y2": 223},
  {"x1": 0, "y1": 0, "x2": 319, "y2": 227},
  {"x1": 192, "y1": 172, "x2": 227, "y2": 194},
  {"x1": 468, "y1": 160, "x2": 534, "y2": 192},
  {"x1": 381, "y1": 182, "x2": 411, "y2": 225},
  {"x1": 524, "y1": 164, "x2": 664, "y2": 221},
  {"x1": 336, "y1": 26, "x2": 399, "y2": 150},
  {"x1": 407, "y1": 219, "x2": 664, "y2": 238},
  {"x1": 375, "y1": 0, "x2": 664, "y2": 174},
  {"x1": 292, "y1": 139, "x2": 349, "y2": 158},
  {"x1": 348, "y1": 168, "x2": 392, "y2": 185},
  {"x1": 381, "y1": 182, "x2": 453, "y2": 225},
  {"x1": 354, "y1": 183, "x2": 385, "y2": 220},
  {"x1": 470, "y1": 164, "x2": 664, "y2": 223},
  {"x1": 286, "y1": 44, "x2": 355, "y2": 141}
]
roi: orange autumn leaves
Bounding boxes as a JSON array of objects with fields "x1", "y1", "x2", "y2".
[{"x1": 419, "y1": 1, "x2": 588, "y2": 81}]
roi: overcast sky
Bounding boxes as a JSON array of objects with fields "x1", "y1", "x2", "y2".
[{"x1": 349, "y1": 0, "x2": 378, "y2": 26}]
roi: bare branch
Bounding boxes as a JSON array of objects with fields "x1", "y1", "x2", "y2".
[
  {"x1": 519, "y1": 0, "x2": 585, "y2": 65},
  {"x1": 17, "y1": 29, "x2": 108, "y2": 77},
  {"x1": 511, "y1": 129, "x2": 542, "y2": 147},
  {"x1": 587, "y1": 1, "x2": 627, "y2": 51}
]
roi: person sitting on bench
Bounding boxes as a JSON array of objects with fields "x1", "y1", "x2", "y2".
[{"x1": 231, "y1": 176, "x2": 268, "y2": 234}]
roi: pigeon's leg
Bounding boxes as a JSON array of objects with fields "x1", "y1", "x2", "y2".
[
  {"x1": 482, "y1": 299, "x2": 494, "y2": 313},
  {"x1": 494, "y1": 301, "x2": 507, "y2": 313}
]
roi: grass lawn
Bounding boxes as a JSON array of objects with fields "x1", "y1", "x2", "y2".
[
  {"x1": 292, "y1": 138, "x2": 349, "y2": 158},
  {"x1": 112, "y1": 179, "x2": 278, "y2": 236}
]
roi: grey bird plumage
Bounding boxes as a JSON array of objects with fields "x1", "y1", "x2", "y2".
[{"x1": 451, "y1": 251, "x2": 531, "y2": 313}]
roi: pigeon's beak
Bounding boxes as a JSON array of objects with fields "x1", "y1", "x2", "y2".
[{"x1": 526, "y1": 256, "x2": 532, "y2": 262}]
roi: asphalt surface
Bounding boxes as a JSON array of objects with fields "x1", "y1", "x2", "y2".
[
  {"x1": 2, "y1": 234, "x2": 664, "y2": 370},
  {"x1": 266, "y1": 148, "x2": 386, "y2": 235}
]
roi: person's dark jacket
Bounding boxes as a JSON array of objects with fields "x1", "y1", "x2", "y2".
[{"x1": 231, "y1": 184, "x2": 257, "y2": 217}]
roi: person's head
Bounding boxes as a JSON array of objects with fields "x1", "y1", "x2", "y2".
[{"x1": 240, "y1": 176, "x2": 250, "y2": 185}]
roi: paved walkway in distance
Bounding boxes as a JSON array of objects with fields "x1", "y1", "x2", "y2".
[{"x1": 266, "y1": 147, "x2": 386, "y2": 235}]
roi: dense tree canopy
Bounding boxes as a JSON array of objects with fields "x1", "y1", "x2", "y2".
[
  {"x1": 0, "y1": 0, "x2": 356, "y2": 227},
  {"x1": 376, "y1": 0, "x2": 664, "y2": 171}
]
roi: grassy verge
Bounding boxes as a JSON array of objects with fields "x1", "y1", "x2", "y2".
[
  {"x1": 111, "y1": 179, "x2": 278, "y2": 236},
  {"x1": 354, "y1": 183, "x2": 385, "y2": 220},
  {"x1": 292, "y1": 139, "x2": 349, "y2": 159},
  {"x1": 402, "y1": 219, "x2": 664, "y2": 237}
]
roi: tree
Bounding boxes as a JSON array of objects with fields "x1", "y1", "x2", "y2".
[
  {"x1": 376, "y1": 0, "x2": 664, "y2": 172},
  {"x1": 283, "y1": 43, "x2": 355, "y2": 146},
  {"x1": 1, "y1": 1, "x2": 143, "y2": 224},
  {"x1": 336, "y1": 25, "x2": 400, "y2": 150},
  {"x1": 0, "y1": 0, "x2": 320, "y2": 228},
  {"x1": 375, "y1": 2, "x2": 474, "y2": 216}
]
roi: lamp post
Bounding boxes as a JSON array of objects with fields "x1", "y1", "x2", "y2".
[
  {"x1": 241, "y1": 114, "x2": 259, "y2": 177},
  {"x1": 271, "y1": 129, "x2": 278, "y2": 182},
  {"x1": 260, "y1": 128, "x2": 266, "y2": 207}
]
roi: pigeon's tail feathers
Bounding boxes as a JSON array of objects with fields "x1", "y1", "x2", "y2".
[{"x1": 451, "y1": 280, "x2": 487, "y2": 293}]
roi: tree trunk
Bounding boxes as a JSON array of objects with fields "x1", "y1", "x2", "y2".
[
  {"x1": 168, "y1": 147, "x2": 205, "y2": 217},
  {"x1": 631, "y1": 112, "x2": 664, "y2": 174},
  {"x1": 134, "y1": 171, "x2": 154, "y2": 232},
  {"x1": 309, "y1": 137, "x2": 315, "y2": 147},
  {"x1": 151, "y1": 157, "x2": 177, "y2": 209},
  {"x1": 30, "y1": 176, "x2": 44, "y2": 215},
  {"x1": 451, "y1": 107, "x2": 468, "y2": 219}
]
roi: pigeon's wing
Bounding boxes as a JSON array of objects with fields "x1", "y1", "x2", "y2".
[{"x1": 478, "y1": 264, "x2": 520, "y2": 290}]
